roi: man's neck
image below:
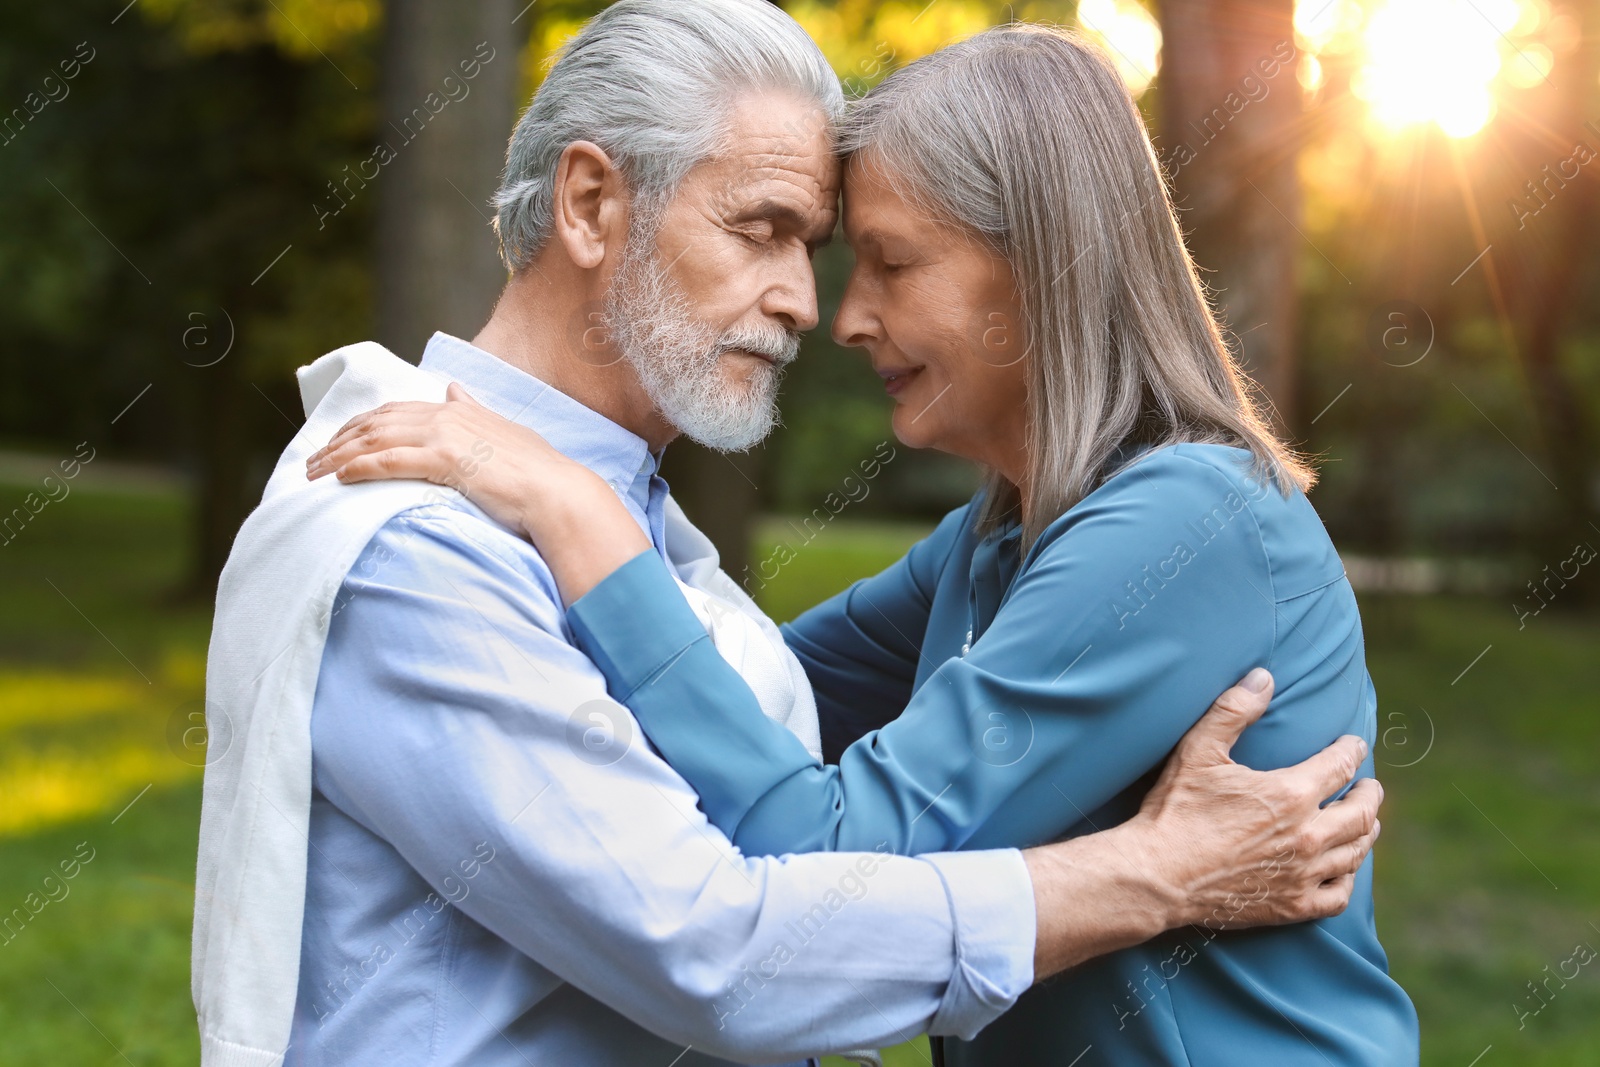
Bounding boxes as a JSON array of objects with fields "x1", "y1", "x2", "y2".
[{"x1": 471, "y1": 269, "x2": 679, "y2": 451}]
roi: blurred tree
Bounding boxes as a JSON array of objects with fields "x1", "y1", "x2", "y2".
[
  {"x1": 1290, "y1": 0, "x2": 1600, "y2": 578},
  {"x1": 1490, "y1": 0, "x2": 1600, "y2": 580},
  {"x1": 1158, "y1": 0, "x2": 1303, "y2": 430},
  {"x1": 375, "y1": 0, "x2": 519, "y2": 361},
  {"x1": 0, "y1": 0, "x2": 382, "y2": 594}
]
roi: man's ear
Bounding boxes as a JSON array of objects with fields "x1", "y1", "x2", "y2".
[{"x1": 551, "y1": 140, "x2": 629, "y2": 270}]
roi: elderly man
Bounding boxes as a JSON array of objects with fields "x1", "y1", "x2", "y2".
[{"x1": 191, "y1": 2, "x2": 1382, "y2": 1065}]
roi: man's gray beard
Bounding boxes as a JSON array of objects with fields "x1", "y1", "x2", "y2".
[{"x1": 602, "y1": 226, "x2": 800, "y2": 452}]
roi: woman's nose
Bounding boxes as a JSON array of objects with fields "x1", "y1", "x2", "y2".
[{"x1": 831, "y1": 271, "x2": 879, "y2": 349}]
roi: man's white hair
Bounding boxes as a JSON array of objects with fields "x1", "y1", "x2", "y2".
[{"x1": 493, "y1": 0, "x2": 844, "y2": 269}]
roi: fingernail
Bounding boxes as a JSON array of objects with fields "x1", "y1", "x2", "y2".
[
  {"x1": 1241, "y1": 668, "x2": 1271, "y2": 693},
  {"x1": 1357, "y1": 737, "x2": 1369, "y2": 759}
]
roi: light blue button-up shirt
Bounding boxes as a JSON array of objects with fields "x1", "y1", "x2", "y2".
[{"x1": 287, "y1": 333, "x2": 1035, "y2": 1067}]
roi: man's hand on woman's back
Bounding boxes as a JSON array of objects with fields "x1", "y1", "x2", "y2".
[{"x1": 1024, "y1": 669, "x2": 1382, "y2": 979}]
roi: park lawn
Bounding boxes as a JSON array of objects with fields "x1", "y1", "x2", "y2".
[
  {"x1": 0, "y1": 484, "x2": 210, "y2": 1064},
  {"x1": 2, "y1": 484, "x2": 1597, "y2": 1065}
]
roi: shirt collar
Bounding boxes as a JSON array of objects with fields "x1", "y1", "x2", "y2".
[{"x1": 418, "y1": 332, "x2": 660, "y2": 493}]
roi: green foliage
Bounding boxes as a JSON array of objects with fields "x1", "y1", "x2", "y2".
[{"x1": 0, "y1": 0, "x2": 378, "y2": 466}]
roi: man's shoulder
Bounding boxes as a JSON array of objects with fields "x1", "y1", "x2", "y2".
[{"x1": 339, "y1": 501, "x2": 562, "y2": 617}]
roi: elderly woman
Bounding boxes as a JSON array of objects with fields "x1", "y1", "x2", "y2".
[{"x1": 311, "y1": 25, "x2": 1417, "y2": 1065}]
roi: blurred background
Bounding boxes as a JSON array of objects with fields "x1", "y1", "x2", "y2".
[{"x1": 1, "y1": 0, "x2": 1597, "y2": 1063}]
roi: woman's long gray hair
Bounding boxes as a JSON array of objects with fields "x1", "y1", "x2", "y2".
[{"x1": 841, "y1": 25, "x2": 1314, "y2": 547}]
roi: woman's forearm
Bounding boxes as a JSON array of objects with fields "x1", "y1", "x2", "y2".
[
  {"x1": 567, "y1": 552, "x2": 841, "y2": 848},
  {"x1": 518, "y1": 465, "x2": 651, "y2": 606}
]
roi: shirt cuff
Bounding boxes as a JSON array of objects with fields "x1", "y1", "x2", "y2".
[
  {"x1": 921, "y1": 848, "x2": 1037, "y2": 1039},
  {"x1": 566, "y1": 548, "x2": 712, "y2": 699}
]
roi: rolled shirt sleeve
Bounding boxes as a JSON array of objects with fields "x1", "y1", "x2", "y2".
[{"x1": 311, "y1": 506, "x2": 1035, "y2": 1061}]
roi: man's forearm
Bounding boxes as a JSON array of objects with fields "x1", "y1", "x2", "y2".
[{"x1": 1024, "y1": 820, "x2": 1180, "y2": 979}]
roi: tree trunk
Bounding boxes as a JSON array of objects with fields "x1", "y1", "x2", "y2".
[
  {"x1": 376, "y1": 0, "x2": 519, "y2": 362},
  {"x1": 1157, "y1": 0, "x2": 1304, "y2": 430}
]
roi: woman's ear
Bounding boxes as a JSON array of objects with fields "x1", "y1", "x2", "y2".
[{"x1": 551, "y1": 140, "x2": 628, "y2": 270}]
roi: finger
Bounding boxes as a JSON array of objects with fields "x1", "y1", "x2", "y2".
[
  {"x1": 313, "y1": 404, "x2": 440, "y2": 465},
  {"x1": 311, "y1": 429, "x2": 405, "y2": 478},
  {"x1": 1292, "y1": 734, "x2": 1370, "y2": 805},
  {"x1": 1305, "y1": 821, "x2": 1379, "y2": 884},
  {"x1": 1305, "y1": 872, "x2": 1357, "y2": 920},
  {"x1": 311, "y1": 423, "x2": 434, "y2": 478},
  {"x1": 1173, "y1": 669, "x2": 1275, "y2": 766},
  {"x1": 1314, "y1": 778, "x2": 1383, "y2": 849},
  {"x1": 327, "y1": 402, "x2": 414, "y2": 447},
  {"x1": 446, "y1": 381, "x2": 485, "y2": 406},
  {"x1": 313, "y1": 421, "x2": 392, "y2": 470},
  {"x1": 333, "y1": 447, "x2": 452, "y2": 486}
]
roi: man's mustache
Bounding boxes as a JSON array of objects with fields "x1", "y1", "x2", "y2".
[{"x1": 717, "y1": 324, "x2": 801, "y2": 367}]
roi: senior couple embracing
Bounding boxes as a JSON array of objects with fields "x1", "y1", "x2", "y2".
[{"x1": 195, "y1": 1, "x2": 1419, "y2": 1064}]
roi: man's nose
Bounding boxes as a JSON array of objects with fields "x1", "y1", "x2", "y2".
[{"x1": 762, "y1": 253, "x2": 820, "y2": 334}]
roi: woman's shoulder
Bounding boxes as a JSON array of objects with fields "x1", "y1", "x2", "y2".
[
  {"x1": 1053, "y1": 442, "x2": 1273, "y2": 525},
  {"x1": 1080, "y1": 442, "x2": 1344, "y2": 602},
  {"x1": 1116, "y1": 441, "x2": 1271, "y2": 495}
]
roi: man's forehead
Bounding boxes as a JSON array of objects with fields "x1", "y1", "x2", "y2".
[
  {"x1": 726, "y1": 148, "x2": 840, "y2": 200},
  {"x1": 719, "y1": 96, "x2": 838, "y2": 183},
  {"x1": 704, "y1": 143, "x2": 839, "y2": 232}
]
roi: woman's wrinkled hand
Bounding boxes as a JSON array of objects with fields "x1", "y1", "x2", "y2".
[
  {"x1": 305, "y1": 382, "x2": 649, "y2": 605},
  {"x1": 305, "y1": 382, "x2": 583, "y2": 535}
]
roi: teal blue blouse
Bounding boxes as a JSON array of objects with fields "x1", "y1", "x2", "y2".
[{"x1": 568, "y1": 443, "x2": 1419, "y2": 1065}]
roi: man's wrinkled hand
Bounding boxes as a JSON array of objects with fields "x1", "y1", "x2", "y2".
[{"x1": 1128, "y1": 668, "x2": 1383, "y2": 930}]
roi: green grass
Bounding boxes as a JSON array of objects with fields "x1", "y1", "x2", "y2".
[
  {"x1": 2, "y1": 483, "x2": 1597, "y2": 1065},
  {"x1": 0, "y1": 482, "x2": 209, "y2": 1064},
  {"x1": 1357, "y1": 593, "x2": 1600, "y2": 1065}
]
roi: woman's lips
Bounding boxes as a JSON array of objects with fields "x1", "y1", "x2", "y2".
[{"x1": 879, "y1": 366, "x2": 923, "y2": 397}]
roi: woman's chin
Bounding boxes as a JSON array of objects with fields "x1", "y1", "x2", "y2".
[{"x1": 888, "y1": 407, "x2": 939, "y2": 452}]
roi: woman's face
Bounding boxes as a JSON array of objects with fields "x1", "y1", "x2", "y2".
[{"x1": 832, "y1": 154, "x2": 1030, "y2": 481}]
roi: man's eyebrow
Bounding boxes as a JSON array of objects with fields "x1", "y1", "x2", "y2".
[{"x1": 730, "y1": 198, "x2": 836, "y2": 250}]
